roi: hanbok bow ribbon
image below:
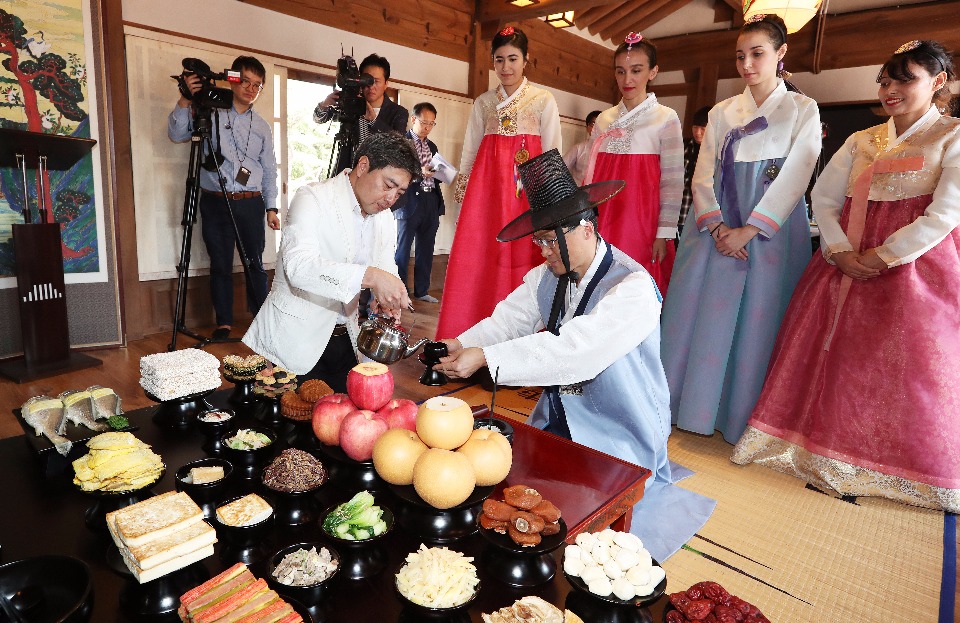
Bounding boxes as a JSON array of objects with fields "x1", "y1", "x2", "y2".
[
  {"x1": 717, "y1": 116, "x2": 769, "y2": 228},
  {"x1": 582, "y1": 127, "x2": 626, "y2": 186}
]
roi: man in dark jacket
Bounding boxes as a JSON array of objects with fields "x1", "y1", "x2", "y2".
[
  {"x1": 314, "y1": 53, "x2": 409, "y2": 173},
  {"x1": 396, "y1": 102, "x2": 445, "y2": 303}
]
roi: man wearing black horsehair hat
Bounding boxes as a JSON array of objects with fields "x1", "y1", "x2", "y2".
[
  {"x1": 435, "y1": 150, "x2": 715, "y2": 558},
  {"x1": 436, "y1": 148, "x2": 673, "y2": 484}
]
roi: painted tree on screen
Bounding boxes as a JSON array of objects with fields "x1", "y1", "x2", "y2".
[{"x1": 0, "y1": 8, "x2": 86, "y2": 132}]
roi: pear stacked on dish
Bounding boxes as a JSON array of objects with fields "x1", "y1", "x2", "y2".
[{"x1": 106, "y1": 491, "x2": 216, "y2": 583}]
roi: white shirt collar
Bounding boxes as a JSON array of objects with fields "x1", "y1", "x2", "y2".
[
  {"x1": 340, "y1": 169, "x2": 362, "y2": 216},
  {"x1": 886, "y1": 104, "x2": 940, "y2": 150}
]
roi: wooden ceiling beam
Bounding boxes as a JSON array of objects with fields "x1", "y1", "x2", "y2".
[
  {"x1": 477, "y1": 0, "x2": 611, "y2": 23},
  {"x1": 598, "y1": 0, "x2": 675, "y2": 41},
  {"x1": 587, "y1": 0, "x2": 648, "y2": 36},
  {"x1": 575, "y1": 3, "x2": 621, "y2": 29},
  {"x1": 653, "y1": 0, "x2": 960, "y2": 78},
  {"x1": 623, "y1": 0, "x2": 695, "y2": 39}
]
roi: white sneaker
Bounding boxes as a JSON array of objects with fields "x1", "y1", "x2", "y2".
[{"x1": 416, "y1": 294, "x2": 439, "y2": 303}]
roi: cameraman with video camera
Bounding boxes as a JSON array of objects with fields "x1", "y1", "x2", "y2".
[
  {"x1": 314, "y1": 53, "x2": 409, "y2": 172},
  {"x1": 168, "y1": 55, "x2": 279, "y2": 340}
]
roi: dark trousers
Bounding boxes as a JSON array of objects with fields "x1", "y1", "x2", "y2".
[
  {"x1": 395, "y1": 191, "x2": 441, "y2": 298},
  {"x1": 199, "y1": 192, "x2": 269, "y2": 326},
  {"x1": 300, "y1": 332, "x2": 358, "y2": 393}
]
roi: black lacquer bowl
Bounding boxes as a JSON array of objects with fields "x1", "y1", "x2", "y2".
[
  {"x1": 0, "y1": 555, "x2": 93, "y2": 623},
  {"x1": 213, "y1": 494, "x2": 275, "y2": 566},
  {"x1": 564, "y1": 558, "x2": 667, "y2": 607},
  {"x1": 389, "y1": 483, "x2": 494, "y2": 543},
  {"x1": 262, "y1": 479, "x2": 327, "y2": 527},
  {"x1": 196, "y1": 409, "x2": 236, "y2": 454},
  {"x1": 472, "y1": 417, "x2": 515, "y2": 445},
  {"x1": 219, "y1": 427, "x2": 278, "y2": 478},
  {"x1": 395, "y1": 574, "x2": 478, "y2": 620},
  {"x1": 314, "y1": 442, "x2": 383, "y2": 491},
  {"x1": 175, "y1": 457, "x2": 233, "y2": 520},
  {"x1": 265, "y1": 542, "x2": 341, "y2": 607},
  {"x1": 478, "y1": 517, "x2": 567, "y2": 587},
  {"x1": 319, "y1": 504, "x2": 394, "y2": 580}
]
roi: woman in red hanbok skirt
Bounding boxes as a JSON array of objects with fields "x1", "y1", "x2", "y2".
[
  {"x1": 436, "y1": 27, "x2": 561, "y2": 340},
  {"x1": 583, "y1": 33, "x2": 683, "y2": 294},
  {"x1": 733, "y1": 40, "x2": 960, "y2": 513}
]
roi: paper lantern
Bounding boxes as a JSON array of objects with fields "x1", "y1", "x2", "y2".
[{"x1": 743, "y1": 0, "x2": 822, "y2": 34}]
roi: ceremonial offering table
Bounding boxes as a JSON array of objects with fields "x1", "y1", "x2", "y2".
[{"x1": 2, "y1": 390, "x2": 664, "y2": 622}]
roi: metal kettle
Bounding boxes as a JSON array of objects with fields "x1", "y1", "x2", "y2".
[{"x1": 356, "y1": 314, "x2": 429, "y2": 365}]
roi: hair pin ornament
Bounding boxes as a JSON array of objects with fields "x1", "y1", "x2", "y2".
[
  {"x1": 625, "y1": 32, "x2": 642, "y2": 61},
  {"x1": 499, "y1": 26, "x2": 515, "y2": 36},
  {"x1": 895, "y1": 40, "x2": 922, "y2": 54}
]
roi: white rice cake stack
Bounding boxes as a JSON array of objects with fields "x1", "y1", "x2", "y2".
[
  {"x1": 140, "y1": 349, "x2": 221, "y2": 401},
  {"x1": 106, "y1": 491, "x2": 217, "y2": 583}
]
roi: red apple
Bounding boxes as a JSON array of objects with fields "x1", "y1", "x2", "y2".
[
  {"x1": 346, "y1": 362, "x2": 394, "y2": 411},
  {"x1": 312, "y1": 393, "x2": 356, "y2": 445},
  {"x1": 377, "y1": 398, "x2": 419, "y2": 431},
  {"x1": 339, "y1": 409, "x2": 389, "y2": 462}
]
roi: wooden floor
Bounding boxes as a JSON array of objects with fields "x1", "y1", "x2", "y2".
[{"x1": 0, "y1": 255, "x2": 452, "y2": 439}]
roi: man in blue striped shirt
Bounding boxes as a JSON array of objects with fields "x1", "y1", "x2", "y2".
[{"x1": 169, "y1": 55, "x2": 279, "y2": 340}]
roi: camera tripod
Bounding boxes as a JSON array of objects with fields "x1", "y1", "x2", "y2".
[
  {"x1": 326, "y1": 113, "x2": 360, "y2": 178},
  {"x1": 169, "y1": 109, "x2": 255, "y2": 351}
]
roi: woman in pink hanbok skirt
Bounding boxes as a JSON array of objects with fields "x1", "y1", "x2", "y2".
[{"x1": 733, "y1": 40, "x2": 960, "y2": 513}]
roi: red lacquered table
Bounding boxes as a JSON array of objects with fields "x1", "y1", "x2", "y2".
[{"x1": 472, "y1": 407, "x2": 651, "y2": 540}]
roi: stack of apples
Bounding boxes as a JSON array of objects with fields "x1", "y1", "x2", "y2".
[
  {"x1": 372, "y1": 395, "x2": 513, "y2": 510},
  {"x1": 311, "y1": 362, "x2": 418, "y2": 462}
]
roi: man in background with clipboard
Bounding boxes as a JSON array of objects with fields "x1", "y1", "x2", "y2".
[{"x1": 395, "y1": 102, "x2": 453, "y2": 304}]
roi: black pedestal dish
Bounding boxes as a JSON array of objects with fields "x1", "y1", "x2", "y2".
[
  {"x1": 213, "y1": 495, "x2": 275, "y2": 566},
  {"x1": 118, "y1": 562, "x2": 210, "y2": 620},
  {"x1": 418, "y1": 341, "x2": 449, "y2": 386},
  {"x1": 314, "y1": 442, "x2": 384, "y2": 492},
  {"x1": 148, "y1": 389, "x2": 214, "y2": 429},
  {"x1": 175, "y1": 457, "x2": 234, "y2": 520},
  {"x1": 320, "y1": 505, "x2": 394, "y2": 580},
  {"x1": 389, "y1": 483, "x2": 494, "y2": 543},
  {"x1": 479, "y1": 518, "x2": 567, "y2": 587}
]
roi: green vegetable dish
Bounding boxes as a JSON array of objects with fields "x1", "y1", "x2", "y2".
[
  {"x1": 323, "y1": 491, "x2": 389, "y2": 541},
  {"x1": 226, "y1": 429, "x2": 272, "y2": 450}
]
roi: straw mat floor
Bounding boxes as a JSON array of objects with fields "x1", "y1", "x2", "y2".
[{"x1": 442, "y1": 382, "x2": 957, "y2": 623}]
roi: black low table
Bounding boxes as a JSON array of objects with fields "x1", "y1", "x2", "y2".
[{"x1": 1, "y1": 390, "x2": 669, "y2": 622}]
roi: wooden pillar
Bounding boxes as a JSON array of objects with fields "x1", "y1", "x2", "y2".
[
  {"x1": 468, "y1": 20, "x2": 503, "y2": 99},
  {"x1": 685, "y1": 63, "x2": 719, "y2": 133}
]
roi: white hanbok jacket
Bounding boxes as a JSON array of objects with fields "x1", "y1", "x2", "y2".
[{"x1": 243, "y1": 171, "x2": 400, "y2": 373}]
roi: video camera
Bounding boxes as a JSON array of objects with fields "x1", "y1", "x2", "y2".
[
  {"x1": 173, "y1": 58, "x2": 240, "y2": 110},
  {"x1": 330, "y1": 54, "x2": 374, "y2": 124}
]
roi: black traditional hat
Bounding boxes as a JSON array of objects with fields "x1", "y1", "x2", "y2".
[{"x1": 496, "y1": 149, "x2": 624, "y2": 242}]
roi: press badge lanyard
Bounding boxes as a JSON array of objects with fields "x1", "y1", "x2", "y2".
[{"x1": 229, "y1": 109, "x2": 254, "y2": 186}]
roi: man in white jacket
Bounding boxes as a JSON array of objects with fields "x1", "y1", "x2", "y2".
[{"x1": 243, "y1": 132, "x2": 420, "y2": 391}]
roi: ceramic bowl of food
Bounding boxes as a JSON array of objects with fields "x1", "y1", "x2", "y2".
[
  {"x1": 265, "y1": 542, "x2": 341, "y2": 607},
  {"x1": 219, "y1": 426, "x2": 278, "y2": 468}
]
